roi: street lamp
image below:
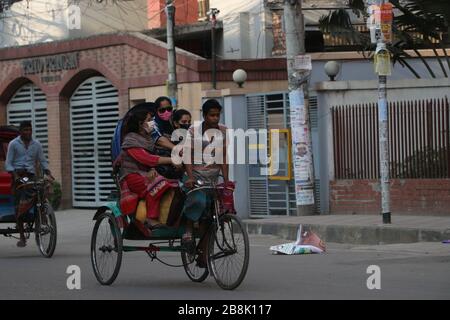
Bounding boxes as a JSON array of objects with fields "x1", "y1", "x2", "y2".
[
  {"x1": 233, "y1": 69, "x2": 247, "y2": 88},
  {"x1": 324, "y1": 61, "x2": 340, "y2": 81}
]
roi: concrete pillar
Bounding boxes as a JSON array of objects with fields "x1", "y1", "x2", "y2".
[
  {"x1": 58, "y1": 96, "x2": 73, "y2": 209},
  {"x1": 118, "y1": 88, "x2": 130, "y2": 118},
  {"x1": 317, "y1": 92, "x2": 331, "y2": 214},
  {"x1": 45, "y1": 95, "x2": 63, "y2": 184},
  {"x1": 223, "y1": 94, "x2": 250, "y2": 219},
  {"x1": 0, "y1": 101, "x2": 7, "y2": 125}
]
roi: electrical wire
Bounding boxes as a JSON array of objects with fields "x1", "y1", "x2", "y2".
[{"x1": 0, "y1": 0, "x2": 156, "y2": 40}]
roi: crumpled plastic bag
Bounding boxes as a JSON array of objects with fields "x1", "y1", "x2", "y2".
[{"x1": 270, "y1": 225, "x2": 326, "y2": 255}]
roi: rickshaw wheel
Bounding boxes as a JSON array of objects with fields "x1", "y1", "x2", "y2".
[
  {"x1": 208, "y1": 214, "x2": 250, "y2": 290},
  {"x1": 35, "y1": 201, "x2": 57, "y2": 258},
  {"x1": 91, "y1": 211, "x2": 123, "y2": 286},
  {"x1": 181, "y1": 245, "x2": 209, "y2": 283}
]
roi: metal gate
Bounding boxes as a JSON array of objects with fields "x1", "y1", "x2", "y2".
[
  {"x1": 246, "y1": 92, "x2": 320, "y2": 216},
  {"x1": 7, "y1": 83, "x2": 48, "y2": 156},
  {"x1": 70, "y1": 77, "x2": 119, "y2": 207}
]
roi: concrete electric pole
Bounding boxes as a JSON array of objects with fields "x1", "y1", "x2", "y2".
[
  {"x1": 208, "y1": 8, "x2": 220, "y2": 90},
  {"x1": 369, "y1": 0, "x2": 392, "y2": 224},
  {"x1": 165, "y1": 0, "x2": 178, "y2": 107},
  {"x1": 284, "y1": 0, "x2": 316, "y2": 215}
]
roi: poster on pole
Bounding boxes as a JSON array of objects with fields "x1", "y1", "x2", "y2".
[
  {"x1": 289, "y1": 89, "x2": 315, "y2": 206},
  {"x1": 368, "y1": 2, "x2": 393, "y2": 44},
  {"x1": 294, "y1": 55, "x2": 312, "y2": 71},
  {"x1": 380, "y1": 2, "x2": 393, "y2": 43}
]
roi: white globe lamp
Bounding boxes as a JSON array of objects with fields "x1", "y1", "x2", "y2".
[
  {"x1": 324, "y1": 61, "x2": 341, "y2": 81},
  {"x1": 233, "y1": 69, "x2": 248, "y2": 88}
]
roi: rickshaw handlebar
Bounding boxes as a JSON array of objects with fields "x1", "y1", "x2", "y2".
[{"x1": 16, "y1": 177, "x2": 53, "y2": 189}]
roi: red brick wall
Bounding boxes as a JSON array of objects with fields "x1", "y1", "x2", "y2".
[
  {"x1": 0, "y1": 33, "x2": 197, "y2": 208},
  {"x1": 330, "y1": 179, "x2": 450, "y2": 216}
]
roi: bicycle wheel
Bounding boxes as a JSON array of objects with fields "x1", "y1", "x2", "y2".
[
  {"x1": 35, "y1": 201, "x2": 57, "y2": 258},
  {"x1": 181, "y1": 243, "x2": 209, "y2": 282},
  {"x1": 208, "y1": 214, "x2": 250, "y2": 290},
  {"x1": 91, "y1": 211, "x2": 123, "y2": 285}
]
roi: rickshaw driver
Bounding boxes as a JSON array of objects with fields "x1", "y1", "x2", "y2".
[
  {"x1": 5, "y1": 121, "x2": 53, "y2": 248},
  {"x1": 182, "y1": 99, "x2": 234, "y2": 267}
]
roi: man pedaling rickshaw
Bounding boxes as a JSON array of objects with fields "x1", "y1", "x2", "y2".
[
  {"x1": 4, "y1": 120, "x2": 54, "y2": 247},
  {"x1": 180, "y1": 99, "x2": 235, "y2": 268}
]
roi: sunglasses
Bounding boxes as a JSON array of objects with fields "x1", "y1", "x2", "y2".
[{"x1": 158, "y1": 106, "x2": 173, "y2": 114}]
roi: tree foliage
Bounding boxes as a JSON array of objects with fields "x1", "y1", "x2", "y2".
[{"x1": 319, "y1": 0, "x2": 450, "y2": 78}]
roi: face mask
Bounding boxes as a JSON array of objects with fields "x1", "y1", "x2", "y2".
[
  {"x1": 159, "y1": 110, "x2": 173, "y2": 121},
  {"x1": 180, "y1": 123, "x2": 191, "y2": 130},
  {"x1": 142, "y1": 120, "x2": 152, "y2": 134}
]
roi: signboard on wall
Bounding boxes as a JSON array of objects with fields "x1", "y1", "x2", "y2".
[{"x1": 22, "y1": 52, "x2": 79, "y2": 75}]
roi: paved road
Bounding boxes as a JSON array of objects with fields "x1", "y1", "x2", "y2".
[{"x1": 0, "y1": 210, "x2": 449, "y2": 300}]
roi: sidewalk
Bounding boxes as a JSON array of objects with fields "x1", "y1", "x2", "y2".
[{"x1": 242, "y1": 215, "x2": 450, "y2": 245}]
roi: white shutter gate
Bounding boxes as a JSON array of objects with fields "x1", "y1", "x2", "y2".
[
  {"x1": 246, "y1": 95, "x2": 269, "y2": 216},
  {"x1": 70, "y1": 77, "x2": 119, "y2": 207},
  {"x1": 7, "y1": 83, "x2": 48, "y2": 156}
]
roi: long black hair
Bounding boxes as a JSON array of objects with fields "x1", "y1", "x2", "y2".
[
  {"x1": 173, "y1": 109, "x2": 191, "y2": 124},
  {"x1": 123, "y1": 110, "x2": 149, "y2": 135},
  {"x1": 155, "y1": 96, "x2": 172, "y2": 110},
  {"x1": 154, "y1": 96, "x2": 174, "y2": 135}
]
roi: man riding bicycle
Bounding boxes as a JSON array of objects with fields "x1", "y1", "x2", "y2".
[
  {"x1": 182, "y1": 99, "x2": 235, "y2": 267},
  {"x1": 5, "y1": 121, "x2": 53, "y2": 247}
]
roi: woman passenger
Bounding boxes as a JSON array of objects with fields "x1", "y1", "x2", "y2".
[
  {"x1": 172, "y1": 109, "x2": 192, "y2": 130},
  {"x1": 151, "y1": 96, "x2": 176, "y2": 152},
  {"x1": 119, "y1": 109, "x2": 177, "y2": 229}
]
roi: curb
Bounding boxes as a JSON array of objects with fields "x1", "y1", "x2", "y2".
[{"x1": 243, "y1": 221, "x2": 450, "y2": 245}]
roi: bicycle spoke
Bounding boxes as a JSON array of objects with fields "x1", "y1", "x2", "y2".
[{"x1": 209, "y1": 215, "x2": 249, "y2": 289}]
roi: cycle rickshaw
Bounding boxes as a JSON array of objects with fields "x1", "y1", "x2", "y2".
[
  {"x1": 90, "y1": 104, "x2": 250, "y2": 290},
  {"x1": 0, "y1": 126, "x2": 57, "y2": 258}
]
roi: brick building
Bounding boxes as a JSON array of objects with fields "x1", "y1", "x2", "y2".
[{"x1": 0, "y1": 32, "x2": 289, "y2": 210}]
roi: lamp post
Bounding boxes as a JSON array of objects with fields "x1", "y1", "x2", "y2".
[
  {"x1": 208, "y1": 8, "x2": 220, "y2": 90},
  {"x1": 165, "y1": 0, "x2": 178, "y2": 107},
  {"x1": 324, "y1": 61, "x2": 340, "y2": 81}
]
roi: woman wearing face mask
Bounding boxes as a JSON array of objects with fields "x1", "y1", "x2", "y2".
[
  {"x1": 151, "y1": 97, "x2": 185, "y2": 179},
  {"x1": 172, "y1": 109, "x2": 192, "y2": 131},
  {"x1": 151, "y1": 96, "x2": 176, "y2": 151},
  {"x1": 119, "y1": 109, "x2": 178, "y2": 229}
]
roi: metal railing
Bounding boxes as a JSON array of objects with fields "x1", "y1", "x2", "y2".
[{"x1": 332, "y1": 97, "x2": 450, "y2": 179}]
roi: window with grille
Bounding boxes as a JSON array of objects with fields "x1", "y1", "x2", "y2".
[{"x1": 246, "y1": 92, "x2": 320, "y2": 216}]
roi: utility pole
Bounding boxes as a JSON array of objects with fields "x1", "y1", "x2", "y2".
[
  {"x1": 208, "y1": 8, "x2": 220, "y2": 90},
  {"x1": 284, "y1": 0, "x2": 315, "y2": 215},
  {"x1": 370, "y1": 0, "x2": 392, "y2": 224},
  {"x1": 165, "y1": 0, "x2": 178, "y2": 107},
  {"x1": 378, "y1": 48, "x2": 391, "y2": 224}
]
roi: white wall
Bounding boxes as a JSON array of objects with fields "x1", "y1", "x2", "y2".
[
  {"x1": 210, "y1": 0, "x2": 272, "y2": 59},
  {"x1": 0, "y1": 0, "x2": 69, "y2": 47},
  {"x1": 310, "y1": 58, "x2": 450, "y2": 83},
  {"x1": 0, "y1": 0, "x2": 147, "y2": 48}
]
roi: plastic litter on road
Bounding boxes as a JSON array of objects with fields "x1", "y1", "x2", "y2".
[{"x1": 270, "y1": 225, "x2": 326, "y2": 255}]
